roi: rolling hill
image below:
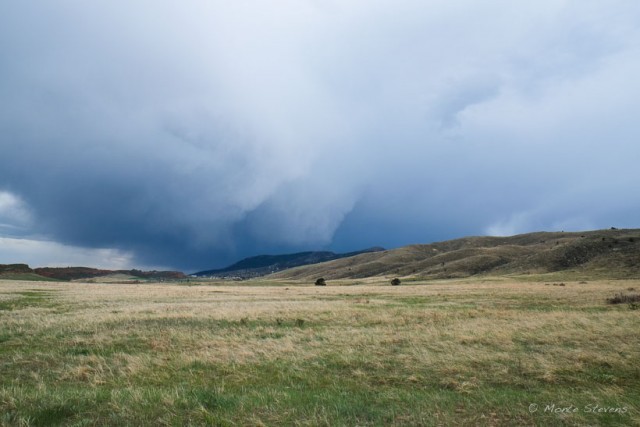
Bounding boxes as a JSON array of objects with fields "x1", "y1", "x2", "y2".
[
  {"x1": 0, "y1": 264, "x2": 186, "y2": 282},
  {"x1": 268, "y1": 228, "x2": 640, "y2": 280}
]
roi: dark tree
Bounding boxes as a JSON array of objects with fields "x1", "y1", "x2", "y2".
[
  {"x1": 391, "y1": 278, "x2": 401, "y2": 286},
  {"x1": 315, "y1": 278, "x2": 326, "y2": 286}
]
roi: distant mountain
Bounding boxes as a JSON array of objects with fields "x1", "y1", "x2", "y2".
[
  {"x1": 0, "y1": 264, "x2": 186, "y2": 281},
  {"x1": 193, "y1": 247, "x2": 385, "y2": 278},
  {"x1": 269, "y1": 228, "x2": 640, "y2": 280}
]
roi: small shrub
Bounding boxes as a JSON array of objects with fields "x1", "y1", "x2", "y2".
[
  {"x1": 606, "y1": 293, "x2": 640, "y2": 305},
  {"x1": 314, "y1": 278, "x2": 326, "y2": 286},
  {"x1": 390, "y1": 278, "x2": 401, "y2": 286}
]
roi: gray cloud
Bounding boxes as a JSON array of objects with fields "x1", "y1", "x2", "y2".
[
  {"x1": 0, "y1": 191, "x2": 32, "y2": 236},
  {"x1": 1, "y1": 1, "x2": 639, "y2": 270}
]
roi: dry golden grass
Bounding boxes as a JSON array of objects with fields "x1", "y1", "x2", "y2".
[
  {"x1": 270, "y1": 228, "x2": 640, "y2": 280},
  {"x1": 1, "y1": 278, "x2": 638, "y2": 426}
]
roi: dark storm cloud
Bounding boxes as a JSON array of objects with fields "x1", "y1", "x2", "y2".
[{"x1": 1, "y1": 1, "x2": 640, "y2": 270}]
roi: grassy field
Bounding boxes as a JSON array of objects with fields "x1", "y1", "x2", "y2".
[{"x1": 0, "y1": 278, "x2": 638, "y2": 426}]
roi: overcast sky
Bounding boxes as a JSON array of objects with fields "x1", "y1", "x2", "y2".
[{"x1": 1, "y1": 1, "x2": 639, "y2": 271}]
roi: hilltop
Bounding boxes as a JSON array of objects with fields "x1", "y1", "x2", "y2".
[{"x1": 269, "y1": 228, "x2": 640, "y2": 280}]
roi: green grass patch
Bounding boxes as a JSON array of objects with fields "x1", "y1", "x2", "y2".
[{"x1": 0, "y1": 290, "x2": 59, "y2": 311}]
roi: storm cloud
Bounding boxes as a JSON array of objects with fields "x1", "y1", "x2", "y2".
[{"x1": 1, "y1": 1, "x2": 639, "y2": 270}]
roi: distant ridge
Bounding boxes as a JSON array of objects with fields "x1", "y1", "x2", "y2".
[
  {"x1": 269, "y1": 228, "x2": 640, "y2": 280},
  {"x1": 0, "y1": 264, "x2": 186, "y2": 281},
  {"x1": 193, "y1": 247, "x2": 385, "y2": 279}
]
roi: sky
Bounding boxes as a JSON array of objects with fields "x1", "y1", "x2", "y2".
[{"x1": 1, "y1": 1, "x2": 639, "y2": 272}]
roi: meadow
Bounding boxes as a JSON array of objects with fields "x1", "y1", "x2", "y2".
[{"x1": 0, "y1": 277, "x2": 638, "y2": 426}]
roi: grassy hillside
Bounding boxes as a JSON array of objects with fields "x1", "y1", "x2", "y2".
[
  {"x1": 0, "y1": 264, "x2": 56, "y2": 281},
  {"x1": 270, "y1": 228, "x2": 640, "y2": 281}
]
